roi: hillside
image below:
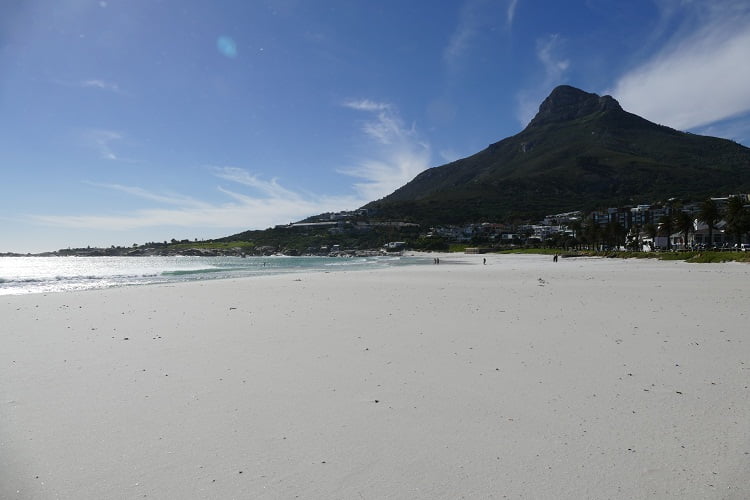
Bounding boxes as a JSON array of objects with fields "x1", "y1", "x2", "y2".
[{"x1": 365, "y1": 85, "x2": 750, "y2": 224}]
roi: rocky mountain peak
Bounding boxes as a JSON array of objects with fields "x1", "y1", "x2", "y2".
[{"x1": 527, "y1": 85, "x2": 622, "y2": 128}]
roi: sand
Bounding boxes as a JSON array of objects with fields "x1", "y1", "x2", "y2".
[{"x1": 1, "y1": 254, "x2": 749, "y2": 499}]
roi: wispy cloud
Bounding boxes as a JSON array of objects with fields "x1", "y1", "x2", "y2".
[
  {"x1": 444, "y1": 8, "x2": 476, "y2": 68},
  {"x1": 29, "y1": 101, "x2": 432, "y2": 234},
  {"x1": 443, "y1": 0, "x2": 491, "y2": 70},
  {"x1": 85, "y1": 182, "x2": 211, "y2": 208},
  {"x1": 507, "y1": 0, "x2": 518, "y2": 26},
  {"x1": 81, "y1": 129, "x2": 142, "y2": 163},
  {"x1": 81, "y1": 79, "x2": 122, "y2": 93},
  {"x1": 342, "y1": 99, "x2": 403, "y2": 146},
  {"x1": 444, "y1": 0, "x2": 518, "y2": 70},
  {"x1": 53, "y1": 78, "x2": 125, "y2": 94},
  {"x1": 515, "y1": 34, "x2": 570, "y2": 126},
  {"x1": 29, "y1": 170, "x2": 364, "y2": 231},
  {"x1": 340, "y1": 99, "x2": 431, "y2": 201},
  {"x1": 610, "y1": 1, "x2": 750, "y2": 130},
  {"x1": 341, "y1": 99, "x2": 390, "y2": 113},
  {"x1": 536, "y1": 34, "x2": 570, "y2": 78},
  {"x1": 85, "y1": 129, "x2": 123, "y2": 160},
  {"x1": 212, "y1": 167, "x2": 304, "y2": 201}
]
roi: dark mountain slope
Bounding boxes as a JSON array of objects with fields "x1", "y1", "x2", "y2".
[{"x1": 365, "y1": 85, "x2": 750, "y2": 224}]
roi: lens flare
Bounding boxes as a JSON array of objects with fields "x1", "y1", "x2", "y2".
[{"x1": 216, "y1": 36, "x2": 237, "y2": 58}]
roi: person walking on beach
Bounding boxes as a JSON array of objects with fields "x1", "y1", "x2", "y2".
[
  {"x1": 483, "y1": 257, "x2": 486, "y2": 265},
  {"x1": 553, "y1": 254, "x2": 558, "y2": 263}
]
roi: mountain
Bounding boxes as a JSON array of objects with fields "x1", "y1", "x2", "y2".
[{"x1": 365, "y1": 85, "x2": 750, "y2": 224}]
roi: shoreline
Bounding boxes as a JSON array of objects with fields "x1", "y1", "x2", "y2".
[
  {"x1": 0, "y1": 254, "x2": 434, "y2": 297},
  {"x1": 2, "y1": 254, "x2": 749, "y2": 498}
]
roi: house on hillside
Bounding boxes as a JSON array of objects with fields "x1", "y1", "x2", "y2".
[
  {"x1": 690, "y1": 220, "x2": 729, "y2": 248},
  {"x1": 384, "y1": 241, "x2": 406, "y2": 251}
]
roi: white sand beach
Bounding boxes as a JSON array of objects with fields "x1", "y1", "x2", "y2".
[{"x1": 1, "y1": 254, "x2": 749, "y2": 499}]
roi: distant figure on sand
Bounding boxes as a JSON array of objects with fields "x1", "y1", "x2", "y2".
[
  {"x1": 483, "y1": 257, "x2": 486, "y2": 265},
  {"x1": 553, "y1": 254, "x2": 558, "y2": 263}
]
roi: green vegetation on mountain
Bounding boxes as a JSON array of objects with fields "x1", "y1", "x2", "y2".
[
  {"x1": 215, "y1": 224, "x2": 425, "y2": 254},
  {"x1": 365, "y1": 85, "x2": 750, "y2": 225}
]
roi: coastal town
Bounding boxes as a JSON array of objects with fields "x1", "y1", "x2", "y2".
[
  {"x1": 9, "y1": 193, "x2": 747, "y2": 258},
  {"x1": 278, "y1": 193, "x2": 750, "y2": 254}
]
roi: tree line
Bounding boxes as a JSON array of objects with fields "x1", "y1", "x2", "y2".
[{"x1": 563, "y1": 196, "x2": 750, "y2": 251}]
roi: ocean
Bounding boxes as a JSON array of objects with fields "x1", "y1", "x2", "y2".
[{"x1": 0, "y1": 255, "x2": 428, "y2": 296}]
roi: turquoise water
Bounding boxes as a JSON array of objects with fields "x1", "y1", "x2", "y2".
[{"x1": 0, "y1": 255, "x2": 428, "y2": 295}]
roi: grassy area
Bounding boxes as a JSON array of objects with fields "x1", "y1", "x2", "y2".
[
  {"x1": 685, "y1": 251, "x2": 750, "y2": 263},
  {"x1": 167, "y1": 241, "x2": 256, "y2": 251},
  {"x1": 494, "y1": 248, "x2": 750, "y2": 263},
  {"x1": 496, "y1": 248, "x2": 561, "y2": 255}
]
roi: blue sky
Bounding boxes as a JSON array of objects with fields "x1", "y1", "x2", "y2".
[{"x1": 2, "y1": 0, "x2": 749, "y2": 253}]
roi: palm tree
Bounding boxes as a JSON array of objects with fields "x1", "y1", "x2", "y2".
[
  {"x1": 673, "y1": 210, "x2": 694, "y2": 250},
  {"x1": 604, "y1": 221, "x2": 625, "y2": 250},
  {"x1": 582, "y1": 218, "x2": 602, "y2": 251},
  {"x1": 658, "y1": 214, "x2": 674, "y2": 250},
  {"x1": 568, "y1": 219, "x2": 583, "y2": 249},
  {"x1": 697, "y1": 198, "x2": 720, "y2": 248},
  {"x1": 644, "y1": 223, "x2": 657, "y2": 238},
  {"x1": 725, "y1": 196, "x2": 749, "y2": 247}
]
